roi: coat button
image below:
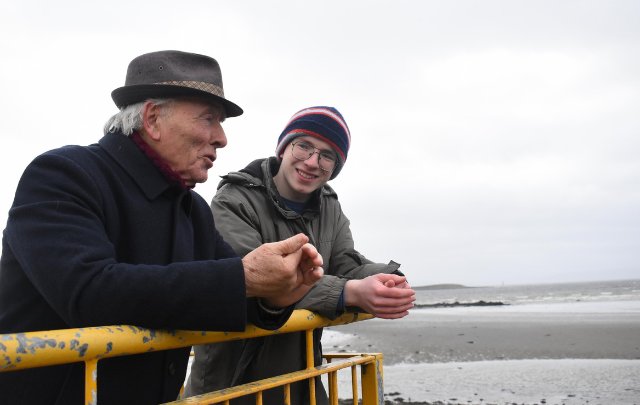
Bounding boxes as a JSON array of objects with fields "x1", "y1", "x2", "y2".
[{"x1": 168, "y1": 362, "x2": 176, "y2": 376}]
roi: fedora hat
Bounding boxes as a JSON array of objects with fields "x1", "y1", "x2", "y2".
[{"x1": 111, "y1": 50, "x2": 243, "y2": 117}]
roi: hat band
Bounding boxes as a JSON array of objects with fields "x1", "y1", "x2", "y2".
[{"x1": 152, "y1": 81, "x2": 225, "y2": 98}]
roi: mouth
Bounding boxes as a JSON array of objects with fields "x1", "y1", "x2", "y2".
[
  {"x1": 201, "y1": 154, "x2": 216, "y2": 164},
  {"x1": 296, "y1": 169, "x2": 318, "y2": 180}
]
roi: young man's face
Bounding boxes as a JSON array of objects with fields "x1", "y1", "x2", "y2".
[{"x1": 273, "y1": 135, "x2": 336, "y2": 202}]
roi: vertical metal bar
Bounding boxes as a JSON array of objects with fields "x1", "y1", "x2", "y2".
[
  {"x1": 256, "y1": 390, "x2": 263, "y2": 405},
  {"x1": 284, "y1": 384, "x2": 291, "y2": 405},
  {"x1": 361, "y1": 357, "x2": 383, "y2": 405},
  {"x1": 328, "y1": 371, "x2": 335, "y2": 405},
  {"x1": 351, "y1": 365, "x2": 358, "y2": 405},
  {"x1": 224, "y1": 401, "x2": 230, "y2": 405},
  {"x1": 305, "y1": 329, "x2": 314, "y2": 369},
  {"x1": 309, "y1": 375, "x2": 316, "y2": 405},
  {"x1": 330, "y1": 371, "x2": 338, "y2": 405},
  {"x1": 85, "y1": 359, "x2": 98, "y2": 405},
  {"x1": 306, "y1": 329, "x2": 316, "y2": 405}
]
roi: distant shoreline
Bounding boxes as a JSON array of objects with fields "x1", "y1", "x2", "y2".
[
  {"x1": 412, "y1": 300, "x2": 507, "y2": 309},
  {"x1": 412, "y1": 284, "x2": 478, "y2": 290}
]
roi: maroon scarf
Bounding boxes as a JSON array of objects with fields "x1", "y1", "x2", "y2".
[{"x1": 130, "y1": 132, "x2": 188, "y2": 191}]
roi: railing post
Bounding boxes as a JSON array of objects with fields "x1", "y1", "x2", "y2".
[
  {"x1": 85, "y1": 359, "x2": 98, "y2": 405},
  {"x1": 351, "y1": 365, "x2": 358, "y2": 405},
  {"x1": 306, "y1": 329, "x2": 316, "y2": 405},
  {"x1": 360, "y1": 354, "x2": 383, "y2": 405}
]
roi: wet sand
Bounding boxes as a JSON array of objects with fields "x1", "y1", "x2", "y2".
[
  {"x1": 324, "y1": 302, "x2": 640, "y2": 364},
  {"x1": 322, "y1": 301, "x2": 640, "y2": 405}
]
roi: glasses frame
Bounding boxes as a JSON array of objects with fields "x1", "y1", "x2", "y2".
[{"x1": 290, "y1": 141, "x2": 337, "y2": 173}]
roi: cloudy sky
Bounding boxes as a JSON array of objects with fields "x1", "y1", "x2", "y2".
[{"x1": 1, "y1": 1, "x2": 638, "y2": 286}]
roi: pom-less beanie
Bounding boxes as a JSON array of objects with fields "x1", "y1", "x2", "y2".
[{"x1": 275, "y1": 106, "x2": 350, "y2": 180}]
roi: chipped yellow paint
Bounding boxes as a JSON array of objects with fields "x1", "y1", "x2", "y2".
[
  {"x1": 0, "y1": 311, "x2": 371, "y2": 373},
  {"x1": 166, "y1": 354, "x2": 380, "y2": 405},
  {"x1": 85, "y1": 359, "x2": 98, "y2": 405},
  {"x1": 284, "y1": 383, "x2": 290, "y2": 405},
  {"x1": 0, "y1": 311, "x2": 377, "y2": 405}
]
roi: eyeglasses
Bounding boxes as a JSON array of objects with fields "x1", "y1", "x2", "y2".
[{"x1": 290, "y1": 141, "x2": 337, "y2": 172}]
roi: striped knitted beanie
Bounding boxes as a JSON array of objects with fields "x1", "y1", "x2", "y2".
[{"x1": 275, "y1": 106, "x2": 351, "y2": 180}]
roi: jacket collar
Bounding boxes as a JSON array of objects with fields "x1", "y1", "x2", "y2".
[{"x1": 99, "y1": 131, "x2": 173, "y2": 200}]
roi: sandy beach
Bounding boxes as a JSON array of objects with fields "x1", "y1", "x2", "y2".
[{"x1": 321, "y1": 301, "x2": 640, "y2": 405}]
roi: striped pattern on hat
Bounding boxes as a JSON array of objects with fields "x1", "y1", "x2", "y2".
[{"x1": 275, "y1": 107, "x2": 351, "y2": 180}]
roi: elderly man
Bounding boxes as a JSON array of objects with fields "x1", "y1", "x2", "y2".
[
  {"x1": 184, "y1": 106, "x2": 415, "y2": 405},
  {"x1": 0, "y1": 51, "x2": 323, "y2": 405}
]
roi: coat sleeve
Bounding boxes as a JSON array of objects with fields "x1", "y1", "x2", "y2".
[
  {"x1": 295, "y1": 202, "x2": 401, "y2": 320},
  {"x1": 211, "y1": 186, "x2": 295, "y2": 329},
  {"x1": 4, "y1": 151, "x2": 248, "y2": 332}
]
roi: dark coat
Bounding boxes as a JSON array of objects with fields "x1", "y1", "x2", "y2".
[{"x1": 0, "y1": 133, "x2": 292, "y2": 405}]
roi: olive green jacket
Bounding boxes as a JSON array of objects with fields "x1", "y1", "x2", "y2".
[{"x1": 184, "y1": 158, "x2": 400, "y2": 405}]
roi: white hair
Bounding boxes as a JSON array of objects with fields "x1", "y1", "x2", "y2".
[{"x1": 103, "y1": 98, "x2": 175, "y2": 135}]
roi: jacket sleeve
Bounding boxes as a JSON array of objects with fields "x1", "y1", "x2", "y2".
[
  {"x1": 211, "y1": 186, "x2": 265, "y2": 257},
  {"x1": 211, "y1": 186, "x2": 295, "y2": 329},
  {"x1": 295, "y1": 201, "x2": 401, "y2": 320},
  {"x1": 4, "y1": 151, "x2": 249, "y2": 332}
]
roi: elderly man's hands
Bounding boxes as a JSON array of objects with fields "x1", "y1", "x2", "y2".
[
  {"x1": 243, "y1": 233, "x2": 324, "y2": 308},
  {"x1": 344, "y1": 274, "x2": 416, "y2": 319}
]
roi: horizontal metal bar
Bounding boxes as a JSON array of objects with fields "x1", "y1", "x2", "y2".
[
  {"x1": 0, "y1": 310, "x2": 372, "y2": 372},
  {"x1": 165, "y1": 354, "x2": 380, "y2": 405}
]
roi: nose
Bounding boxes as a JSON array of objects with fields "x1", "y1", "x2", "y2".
[
  {"x1": 304, "y1": 151, "x2": 321, "y2": 168},
  {"x1": 210, "y1": 123, "x2": 227, "y2": 149}
]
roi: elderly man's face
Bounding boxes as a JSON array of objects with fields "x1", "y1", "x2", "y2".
[{"x1": 154, "y1": 98, "x2": 227, "y2": 187}]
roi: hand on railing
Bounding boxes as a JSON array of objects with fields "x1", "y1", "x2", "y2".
[
  {"x1": 344, "y1": 274, "x2": 416, "y2": 319},
  {"x1": 243, "y1": 233, "x2": 324, "y2": 307}
]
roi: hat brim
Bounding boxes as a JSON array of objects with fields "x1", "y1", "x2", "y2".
[{"x1": 111, "y1": 84, "x2": 243, "y2": 117}]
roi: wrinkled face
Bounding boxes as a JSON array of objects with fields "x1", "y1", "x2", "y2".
[
  {"x1": 273, "y1": 135, "x2": 335, "y2": 202},
  {"x1": 154, "y1": 98, "x2": 227, "y2": 187}
]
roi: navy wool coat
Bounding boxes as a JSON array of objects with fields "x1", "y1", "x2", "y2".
[{"x1": 0, "y1": 132, "x2": 291, "y2": 404}]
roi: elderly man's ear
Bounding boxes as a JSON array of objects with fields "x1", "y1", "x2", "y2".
[{"x1": 142, "y1": 101, "x2": 162, "y2": 141}]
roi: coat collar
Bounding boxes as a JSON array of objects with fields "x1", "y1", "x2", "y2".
[{"x1": 99, "y1": 131, "x2": 173, "y2": 200}]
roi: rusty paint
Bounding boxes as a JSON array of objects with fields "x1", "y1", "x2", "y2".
[
  {"x1": 58, "y1": 341, "x2": 65, "y2": 349},
  {"x1": 0, "y1": 342, "x2": 6, "y2": 352}
]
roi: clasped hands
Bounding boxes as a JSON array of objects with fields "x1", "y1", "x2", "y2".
[
  {"x1": 344, "y1": 273, "x2": 416, "y2": 319},
  {"x1": 242, "y1": 233, "x2": 324, "y2": 308}
]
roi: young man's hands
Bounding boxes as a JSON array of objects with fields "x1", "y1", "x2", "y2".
[
  {"x1": 344, "y1": 274, "x2": 416, "y2": 319},
  {"x1": 242, "y1": 233, "x2": 324, "y2": 308}
]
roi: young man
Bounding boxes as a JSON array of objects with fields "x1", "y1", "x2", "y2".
[{"x1": 184, "y1": 107, "x2": 416, "y2": 405}]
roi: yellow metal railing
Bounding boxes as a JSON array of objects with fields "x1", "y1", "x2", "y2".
[{"x1": 0, "y1": 310, "x2": 383, "y2": 405}]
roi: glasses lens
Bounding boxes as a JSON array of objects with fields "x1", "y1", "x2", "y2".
[
  {"x1": 318, "y1": 152, "x2": 336, "y2": 172},
  {"x1": 291, "y1": 142, "x2": 336, "y2": 172},
  {"x1": 292, "y1": 142, "x2": 313, "y2": 160}
]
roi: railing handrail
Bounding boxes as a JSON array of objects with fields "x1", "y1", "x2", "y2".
[{"x1": 0, "y1": 310, "x2": 371, "y2": 373}]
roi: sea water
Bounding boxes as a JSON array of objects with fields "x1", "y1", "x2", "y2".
[{"x1": 413, "y1": 278, "x2": 640, "y2": 306}]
